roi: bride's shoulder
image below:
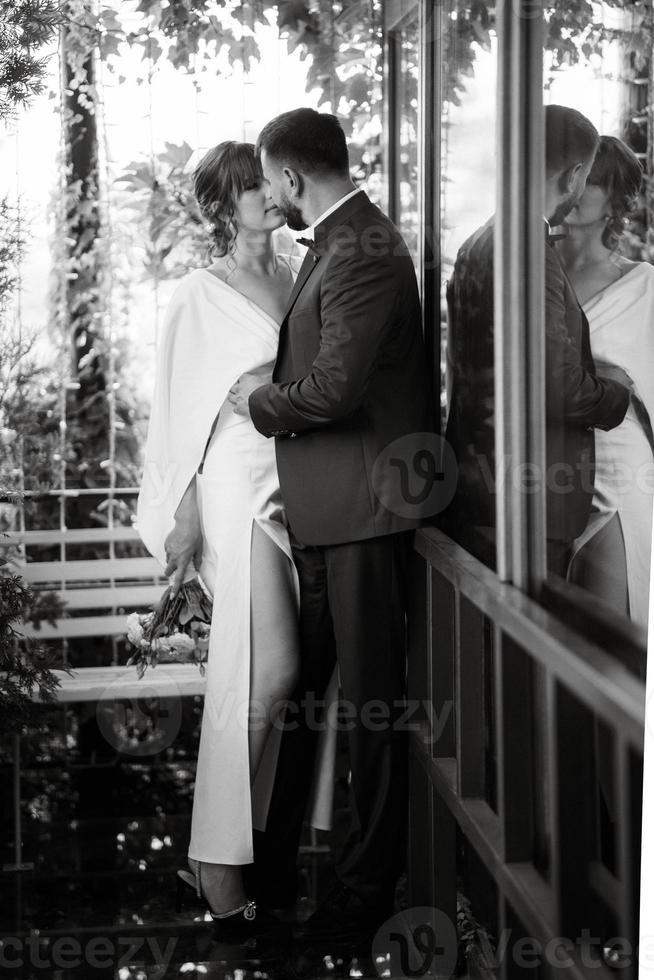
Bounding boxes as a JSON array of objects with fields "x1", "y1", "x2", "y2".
[
  {"x1": 171, "y1": 267, "x2": 207, "y2": 291},
  {"x1": 162, "y1": 269, "x2": 217, "y2": 326},
  {"x1": 624, "y1": 260, "x2": 654, "y2": 292},
  {"x1": 170, "y1": 266, "x2": 221, "y2": 300}
]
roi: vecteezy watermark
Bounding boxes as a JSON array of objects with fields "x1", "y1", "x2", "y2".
[
  {"x1": 96, "y1": 669, "x2": 185, "y2": 757},
  {"x1": 475, "y1": 452, "x2": 654, "y2": 497},
  {"x1": 475, "y1": 928, "x2": 634, "y2": 972},
  {"x1": 374, "y1": 436, "x2": 654, "y2": 521},
  {"x1": 371, "y1": 433, "x2": 458, "y2": 520},
  {"x1": 264, "y1": 696, "x2": 453, "y2": 740},
  {"x1": 94, "y1": 686, "x2": 452, "y2": 756},
  {"x1": 177, "y1": 693, "x2": 453, "y2": 740},
  {"x1": 372, "y1": 910, "x2": 638, "y2": 977},
  {"x1": 373, "y1": 907, "x2": 458, "y2": 978},
  {"x1": 0, "y1": 934, "x2": 177, "y2": 978}
]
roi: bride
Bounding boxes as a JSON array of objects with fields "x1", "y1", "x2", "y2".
[
  {"x1": 559, "y1": 135, "x2": 654, "y2": 628},
  {"x1": 137, "y1": 141, "x2": 327, "y2": 931}
]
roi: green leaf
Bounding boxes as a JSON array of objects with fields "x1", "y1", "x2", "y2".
[
  {"x1": 160, "y1": 141, "x2": 194, "y2": 170},
  {"x1": 278, "y1": 0, "x2": 314, "y2": 32}
]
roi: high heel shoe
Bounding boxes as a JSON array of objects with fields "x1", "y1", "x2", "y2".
[{"x1": 175, "y1": 861, "x2": 257, "y2": 939}]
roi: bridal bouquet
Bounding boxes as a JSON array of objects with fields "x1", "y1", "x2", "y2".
[{"x1": 125, "y1": 576, "x2": 212, "y2": 678}]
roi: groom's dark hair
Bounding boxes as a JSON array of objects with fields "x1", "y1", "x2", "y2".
[
  {"x1": 256, "y1": 108, "x2": 350, "y2": 176},
  {"x1": 545, "y1": 104, "x2": 599, "y2": 178}
]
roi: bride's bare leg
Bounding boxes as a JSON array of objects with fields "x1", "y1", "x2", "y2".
[
  {"x1": 186, "y1": 523, "x2": 297, "y2": 913},
  {"x1": 249, "y1": 520, "x2": 300, "y2": 779},
  {"x1": 187, "y1": 857, "x2": 247, "y2": 915}
]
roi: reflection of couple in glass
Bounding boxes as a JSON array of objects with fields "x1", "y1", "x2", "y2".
[
  {"x1": 445, "y1": 104, "x2": 653, "y2": 628},
  {"x1": 138, "y1": 108, "x2": 430, "y2": 940}
]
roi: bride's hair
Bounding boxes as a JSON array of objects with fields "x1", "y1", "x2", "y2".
[
  {"x1": 587, "y1": 135, "x2": 643, "y2": 251},
  {"x1": 193, "y1": 141, "x2": 263, "y2": 258}
]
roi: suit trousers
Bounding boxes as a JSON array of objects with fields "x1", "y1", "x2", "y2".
[{"x1": 256, "y1": 530, "x2": 411, "y2": 907}]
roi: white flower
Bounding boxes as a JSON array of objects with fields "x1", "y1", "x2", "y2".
[
  {"x1": 159, "y1": 632, "x2": 195, "y2": 655},
  {"x1": 126, "y1": 612, "x2": 145, "y2": 645}
]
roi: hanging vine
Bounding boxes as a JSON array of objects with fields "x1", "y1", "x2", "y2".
[{"x1": 57, "y1": 0, "x2": 111, "y2": 492}]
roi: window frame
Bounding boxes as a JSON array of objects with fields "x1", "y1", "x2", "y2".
[
  {"x1": 494, "y1": 0, "x2": 547, "y2": 591},
  {"x1": 385, "y1": 0, "x2": 438, "y2": 405}
]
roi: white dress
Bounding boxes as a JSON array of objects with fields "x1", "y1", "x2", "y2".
[
  {"x1": 137, "y1": 259, "x2": 336, "y2": 864},
  {"x1": 571, "y1": 262, "x2": 654, "y2": 629}
]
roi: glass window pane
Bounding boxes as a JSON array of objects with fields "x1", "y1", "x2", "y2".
[
  {"x1": 440, "y1": 0, "x2": 498, "y2": 568},
  {"x1": 389, "y1": 14, "x2": 420, "y2": 272},
  {"x1": 542, "y1": 2, "x2": 652, "y2": 640}
]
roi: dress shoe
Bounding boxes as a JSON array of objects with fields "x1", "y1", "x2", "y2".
[{"x1": 175, "y1": 859, "x2": 257, "y2": 942}]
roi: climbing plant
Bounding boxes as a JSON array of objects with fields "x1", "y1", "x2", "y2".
[{"x1": 115, "y1": 141, "x2": 206, "y2": 282}]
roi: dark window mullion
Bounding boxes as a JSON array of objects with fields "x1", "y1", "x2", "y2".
[{"x1": 494, "y1": 0, "x2": 546, "y2": 591}]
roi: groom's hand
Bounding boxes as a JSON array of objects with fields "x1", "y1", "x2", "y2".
[{"x1": 228, "y1": 373, "x2": 268, "y2": 418}]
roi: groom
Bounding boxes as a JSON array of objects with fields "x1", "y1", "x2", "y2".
[{"x1": 228, "y1": 108, "x2": 431, "y2": 937}]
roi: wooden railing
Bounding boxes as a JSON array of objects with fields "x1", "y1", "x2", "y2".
[{"x1": 407, "y1": 527, "x2": 645, "y2": 980}]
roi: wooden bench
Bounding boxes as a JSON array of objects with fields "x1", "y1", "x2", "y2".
[
  {"x1": 8, "y1": 524, "x2": 167, "y2": 644},
  {"x1": 2, "y1": 518, "x2": 208, "y2": 871},
  {"x1": 43, "y1": 663, "x2": 206, "y2": 700},
  {"x1": 0, "y1": 515, "x2": 208, "y2": 697}
]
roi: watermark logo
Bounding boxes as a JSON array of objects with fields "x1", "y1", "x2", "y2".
[
  {"x1": 96, "y1": 670, "x2": 184, "y2": 756},
  {"x1": 372, "y1": 907, "x2": 458, "y2": 978},
  {"x1": 0, "y1": 934, "x2": 177, "y2": 978},
  {"x1": 372, "y1": 433, "x2": 458, "y2": 520}
]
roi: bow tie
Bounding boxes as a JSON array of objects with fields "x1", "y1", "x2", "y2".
[{"x1": 296, "y1": 237, "x2": 316, "y2": 250}]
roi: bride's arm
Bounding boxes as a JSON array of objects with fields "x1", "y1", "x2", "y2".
[
  {"x1": 143, "y1": 278, "x2": 210, "y2": 588},
  {"x1": 163, "y1": 475, "x2": 203, "y2": 596}
]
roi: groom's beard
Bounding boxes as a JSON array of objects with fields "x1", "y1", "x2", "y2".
[
  {"x1": 550, "y1": 198, "x2": 574, "y2": 227},
  {"x1": 278, "y1": 191, "x2": 308, "y2": 231},
  {"x1": 549, "y1": 188, "x2": 583, "y2": 228}
]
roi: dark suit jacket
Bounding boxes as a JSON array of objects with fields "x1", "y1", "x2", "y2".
[
  {"x1": 444, "y1": 218, "x2": 630, "y2": 544},
  {"x1": 249, "y1": 191, "x2": 431, "y2": 546}
]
